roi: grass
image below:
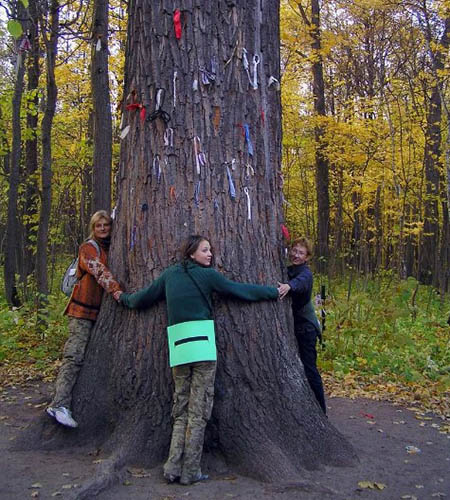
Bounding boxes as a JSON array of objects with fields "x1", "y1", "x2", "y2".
[
  {"x1": 0, "y1": 285, "x2": 69, "y2": 385},
  {"x1": 317, "y1": 272, "x2": 449, "y2": 415}
]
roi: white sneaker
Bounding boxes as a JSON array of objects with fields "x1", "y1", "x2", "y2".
[{"x1": 47, "y1": 406, "x2": 78, "y2": 428}]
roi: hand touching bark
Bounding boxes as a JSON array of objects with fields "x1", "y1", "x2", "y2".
[
  {"x1": 278, "y1": 282, "x2": 291, "y2": 300},
  {"x1": 113, "y1": 290, "x2": 123, "y2": 302}
]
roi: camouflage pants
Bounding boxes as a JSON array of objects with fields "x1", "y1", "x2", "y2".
[
  {"x1": 50, "y1": 317, "x2": 93, "y2": 409},
  {"x1": 163, "y1": 361, "x2": 216, "y2": 482}
]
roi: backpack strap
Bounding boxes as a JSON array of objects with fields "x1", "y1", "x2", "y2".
[{"x1": 183, "y1": 266, "x2": 213, "y2": 317}]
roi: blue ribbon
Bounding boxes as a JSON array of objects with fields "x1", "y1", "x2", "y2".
[
  {"x1": 226, "y1": 166, "x2": 236, "y2": 199},
  {"x1": 194, "y1": 181, "x2": 201, "y2": 207},
  {"x1": 244, "y1": 124, "x2": 254, "y2": 156}
]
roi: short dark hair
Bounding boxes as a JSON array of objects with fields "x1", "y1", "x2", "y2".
[
  {"x1": 180, "y1": 234, "x2": 211, "y2": 262},
  {"x1": 290, "y1": 237, "x2": 313, "y2": 257}
]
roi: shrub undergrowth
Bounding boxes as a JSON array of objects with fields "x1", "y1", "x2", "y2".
[
  {"x1": 316, "y1": 272, "x2": 449, "y2": 414},
  {"x1": 0, "y1": 269, "x2": 448, "y2": 414}
]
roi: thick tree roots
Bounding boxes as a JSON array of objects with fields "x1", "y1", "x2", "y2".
[{"x1": 68, "y1": 450, "x2": 129, "y2": 500}]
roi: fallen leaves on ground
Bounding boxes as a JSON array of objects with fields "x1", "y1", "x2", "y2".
[
  {"x1": 357, "y1": 481, "x2": 387, "y2": 490},
  {"x1": 323, "y1": 371, "x2": 449, "y2": 418},
  {"x1": 128, "y1": 467, "x2": 152, "y2": 478},
  {"x1": 0, "y1": 359, "x2": 59, "y2": 390}
]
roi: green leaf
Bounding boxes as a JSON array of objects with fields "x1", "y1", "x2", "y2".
[
  {"x1": 7, "y1": 20, "x2": 23, "y2": 39},
  {"x1": 20, "y1": 0, "x2": 29, "y2": 7}
]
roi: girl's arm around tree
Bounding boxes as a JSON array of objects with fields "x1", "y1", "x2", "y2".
[{"x1": 207, "y1": 268, "x2": 279, "y2": 301}]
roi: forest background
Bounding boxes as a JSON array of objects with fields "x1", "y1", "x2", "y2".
[{"x1": 0, "y1": 0, "x2": 448, "y2": 417}]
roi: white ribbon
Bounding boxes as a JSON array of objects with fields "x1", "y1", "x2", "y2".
[
  {"x1": 242, "y1": 48, "x2": 249, "y2": 70},
  {"x1": 246, "y1": 163, "x2": 255, "y2": 178},
  {"x1": 193, "y1": 136, "x2": 206, "y2": 175},
  {"x1": 268, "y1": 75, "x2": 280, "y2": 90},
  {"x1": 251, "y1": 55, "x2": 260, "y2": 89},
  {"x1": 164, "y1": 127, "x2": 174, "y2": 147},
  {"x1": 242, "y1": 48, "x2": 251, "y2": 84},
  {"x1": 96, "y1": 38, "x2": 101, "y2": 52},
  {"x1": 244, "y1": 187, "x2": 251, "y2": 220},
  {"x1": 153, "y1": 155, "x2": 162, "y2": 181},
  {"x1": 155, "y1": 89, "x2": 163, "y2": 110},
  {"x1": 193, "y1": 79, "x2": 198, "y2": 91},
  {"x1": 173, "y1": 71, "x2": 177, "y2": 108},
  {"x1": 120, "y1": 125, "x2": 130, "y2": 140}
]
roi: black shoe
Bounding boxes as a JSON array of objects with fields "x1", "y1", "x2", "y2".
[{"x1": 180, "y1": 473, "x2": 209, "y2": 485}]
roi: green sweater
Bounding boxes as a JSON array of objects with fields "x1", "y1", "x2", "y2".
[{"x1": 120, "y1": 261, "x2": 278, "y2": 326}]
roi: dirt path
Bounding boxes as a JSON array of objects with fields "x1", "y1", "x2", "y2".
[{"x1": 0, "y1": 382, "x2": 448, "y2": 500}]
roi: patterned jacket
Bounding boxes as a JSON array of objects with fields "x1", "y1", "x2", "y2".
[{"x1": 64, "y1": 240, "x2": 122, "y2": 321}]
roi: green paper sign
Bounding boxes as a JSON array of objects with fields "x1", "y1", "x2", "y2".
[
  {"x1": 20, "y1": 0, "x2": 29, "y2": 8},
  {"x1": 167, "y1": 320, "x2": 216, "y2": 367},
  {"x1": 7, "y1": 20, "x2": 23, "y2": 39}
]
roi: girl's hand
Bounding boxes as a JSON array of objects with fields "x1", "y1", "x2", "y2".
[
  {"x1": 277, "y1": 282, "x2": 291, "y2": 300},
  {"x1": 113, "y1": 290, "x2": 123, "y2": 302}
]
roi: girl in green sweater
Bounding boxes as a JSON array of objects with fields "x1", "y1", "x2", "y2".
[{"x1": 114, "y1": 235, "x2": 279, "y2": 485}]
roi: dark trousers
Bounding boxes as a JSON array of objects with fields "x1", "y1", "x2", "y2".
[{"x1": 294, "y1": 320, "x2": 326, "y2": 414}]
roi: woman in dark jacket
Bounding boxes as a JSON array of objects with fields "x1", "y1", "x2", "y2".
[
  {"x1": 114, "y1": 234, "x2": 279, "y2": 485},
  {"x1": 278, "y1": 237, "x2": 326, "y2": 414}
]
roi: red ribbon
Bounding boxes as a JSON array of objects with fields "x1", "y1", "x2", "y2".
[
  {"x1": 140, "y1": 106, "x2": 146, "y2": 124},
  {"x1": 261, "y1": 109, "x2": 265, "y2": 124},
  {"x1": 174, "y1": 9, "x2": 182, "y2": 39},
  {"x1": 126, "y1": 103, "x2": 146, "y2": 124},
  {"x1": 281, "y1": 224, "x2": 290, "y2": 240},
  {"x1": 126, "y1": 103, "x2": 140, "y2": 111}
]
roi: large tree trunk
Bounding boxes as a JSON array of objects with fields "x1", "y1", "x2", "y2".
[
  {"x1": 23, "y1": 0, "x2": 356, "y2": 493},
  {"x1": 91, "y1": 0, "x2": 112, "y2": 212}
]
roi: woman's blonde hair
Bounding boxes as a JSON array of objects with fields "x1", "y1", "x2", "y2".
[
  {"x1": 88, "y1": 210, "x2": 112, "y2": 239},
  {"x1": 290, "y1": 236, "x2": 313, "y2": 257}
]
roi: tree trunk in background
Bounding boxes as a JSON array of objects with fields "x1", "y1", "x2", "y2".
[
  {"x1": 332, "y1": 163, "x2": 344, "y2": 275},
  {"x1": 28, "y1": 0, "x2": 356, "y2": 487},
  {"x1": 4, "y1": 4, "x2": 27, "y2": 307},
  {"x1": 36, "y1": 0, "x2": 59, "y2": 302},
  {"x1": 91, "y1": 0, "x2": 112, "y2": 212},
  {"x1": 310, "y1": 0, "x2": 329, "y2": 274},
  {"x1": 440, "y1": 199, "x2": 449, "y2": 294},
  {"x1": 419, "y1": 83, "x2": 441, "y2": 286},
  {"x1": 22, "y1": 0, "x2": 41, "y2": 287},
  {"x1": 351, "y1": 189, "x2": 361, "y2": 271}
]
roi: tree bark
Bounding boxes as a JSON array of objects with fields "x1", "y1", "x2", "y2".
[
  {"x1": 25, "y1": 0, "x2": 356, "y2": 488},
  {"x1": 91, "y1": 0, "x2": 112, "y2": 212},
  {"x1": 22, "y1": 0, "x2": 41, "y2": 287},
  {"x1": 417, "y1": 4, "x2": 449, "y2": 286},
  {"x1": 36, "y1": 0, "x2": 59, "y2": 301},
  {"x1": 4, "y1": 3, "x2": 27, "y2": 307},
  {"x1": 310, "y1": 0, "x2": 329, "y2": 274},
  {"x1": 419, "y1": 83, "x2": 441, "y2": 285}
]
